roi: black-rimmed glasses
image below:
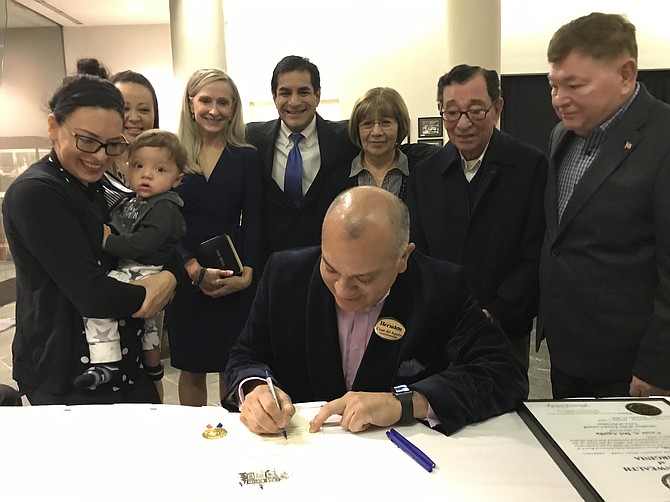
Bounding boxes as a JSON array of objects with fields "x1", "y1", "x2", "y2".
[
  {"x1": 61, "y1": 122, "x2": 129, "y2": 156},
  {"x1": 439, "y1": 98, "x2": 498, "y2": 123}
]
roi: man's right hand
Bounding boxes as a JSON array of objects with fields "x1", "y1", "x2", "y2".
[{"x1": 239, "y1": 383, "x2": 296, "y2": 435}]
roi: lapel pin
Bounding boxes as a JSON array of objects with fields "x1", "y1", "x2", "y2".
[{"x1": 624, "y1": 141, "x2": 633, "y2": 150}]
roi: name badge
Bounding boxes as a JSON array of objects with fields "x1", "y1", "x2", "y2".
[{"x1": 374, "y1": 317, "x2": 406, "y2": 341}]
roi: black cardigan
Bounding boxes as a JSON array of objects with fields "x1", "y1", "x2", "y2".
[{"x1": 3, "y1": 152, "x2": 164, "y2": 399}]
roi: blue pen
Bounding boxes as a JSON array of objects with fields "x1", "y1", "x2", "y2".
[
  {"x1": 265, "y1": 370, "x2": 287, "y2": 440},
  {"x1": 386, "y1": 428, "x2": 436, "y2": 472}
]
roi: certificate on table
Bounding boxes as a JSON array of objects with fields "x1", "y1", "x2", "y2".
[{"x1": 519, "y1": 398, "x2": 670, "y2": 502}]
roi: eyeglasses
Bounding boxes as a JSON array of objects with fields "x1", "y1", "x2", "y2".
[
  {"x1": 439, "y1": 99, "x2": 498, "y2": 123},
  {"x1": 61, "y1": 122, "x2": 129, "y2": 156},
  {"x1": 358, "y1": 118, "x2": 397, "y2": 131}
]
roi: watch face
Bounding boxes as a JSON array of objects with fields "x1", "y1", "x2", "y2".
[{"x1": 394, "y1": 384, "x2": 411, "y2": 394}]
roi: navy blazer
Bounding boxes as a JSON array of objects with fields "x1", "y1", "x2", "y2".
[
  {"x1": 246, "y1": 114, "x2": 359, "y2": 269},
  {"x1": 224, "y1": 247, "x2": 528, "y2": 435},
  {"x1": 537, "y1": 84, "x2": 670, "y2": 388},
  {"x1": 406, "y1": 129, "x2": 547, "y2": 339}
]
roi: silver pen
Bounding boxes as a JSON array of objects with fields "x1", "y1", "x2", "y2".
[{"x1": 265, "y1": 370, "x2": 287, "y2": 439}]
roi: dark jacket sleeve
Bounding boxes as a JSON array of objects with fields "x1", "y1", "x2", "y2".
[
  {"x1": 4, "y1": 175, "x2": 145, "y2": 318},
  {"x1": 633, "y1": 129, "x2": 670, "y2": 387},
  {"x1": 408, "y1": 263, "x2": 529, "y2": 434},
  {"x1": 487, "y1": 147, "x2": 548, "y2": 322}
]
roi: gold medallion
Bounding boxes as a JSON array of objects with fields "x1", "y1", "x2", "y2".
[
  {"x1": 374, "y1": 317, "x2": 406, "y2": 341},
  {"x1": 202, "y1": 427, "x2": 228, "y2": 440}
]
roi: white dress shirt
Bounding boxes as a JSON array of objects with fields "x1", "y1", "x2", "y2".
[
  {"x1": 272, "y1": 116, "x2": 321, "y2": 195},
  {"x1": 459, "y1": 142, "x2": 490, "y2": 182}
]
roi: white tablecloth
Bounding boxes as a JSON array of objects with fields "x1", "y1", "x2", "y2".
[{"x1": 0, "y1": 403, "x2": 581, "y2": 501}]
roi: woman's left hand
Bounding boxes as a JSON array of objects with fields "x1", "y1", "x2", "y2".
[
  {"x1": 131, "y1": 271, "x2": 177, "y2": 318},
  {"x1": 201, "y1": 266, "x2": 253, "y2": 298}
]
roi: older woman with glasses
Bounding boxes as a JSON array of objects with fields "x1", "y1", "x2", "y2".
[{"x1": 320, "y1": 87, "x2": 439, "y2": 215}]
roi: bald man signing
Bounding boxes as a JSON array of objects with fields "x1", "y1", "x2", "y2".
[{"x1": 224, "y1": 186, "x2": 527, "y2": 435}]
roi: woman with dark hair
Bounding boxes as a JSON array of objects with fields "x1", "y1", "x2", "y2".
[
  {"x1": 108, "y1": 70, "x2": 161, "y2": 186},
  {"x1": 2, "y1": 72, "x2": 176, "y2": 405},
  {"x1": 111, "y1": 70, "x2": 160, "y2": 131},
  {"x1": 72, "y1": 58, "x2": 135, "y2": 206}
]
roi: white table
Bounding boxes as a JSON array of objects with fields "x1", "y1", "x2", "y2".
[{"x1": 0, "y1": 403, "x2": 581, "y2": 501}]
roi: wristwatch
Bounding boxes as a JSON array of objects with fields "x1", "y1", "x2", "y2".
[{"x1": 393, "y1": 384, "x2": 414, "y2": 424}]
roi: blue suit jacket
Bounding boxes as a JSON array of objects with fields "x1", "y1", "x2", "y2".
[
  {"x1": 538, "y1": 84, "x2": 670, "y2": 387},
  {"x1": 224, "y1": 246, "x2": 528, "y2": 435}
]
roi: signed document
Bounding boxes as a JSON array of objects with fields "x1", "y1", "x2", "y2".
[{"x1": 519, "y1": 399, "x2": 670, "y2": 502}]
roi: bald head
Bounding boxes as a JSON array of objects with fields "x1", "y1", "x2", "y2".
[
  {"x1": 323, "y1": 186, "x2": 409, "y2": 261},
  {"x1": 320, "y1": 187, "x2": 414, "y2": 312}
]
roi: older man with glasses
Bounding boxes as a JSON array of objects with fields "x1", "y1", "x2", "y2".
[{"x1": 406, "y1": 64, "x2": 548, "y2": 371}]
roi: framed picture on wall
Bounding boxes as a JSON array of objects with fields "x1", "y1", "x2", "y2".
[
  {"x1": 418, "y1": 117, "x2": 443, "y2": 138},
  {"x1": 418, "y1": 138, "x2": 444, "y2": 147}
]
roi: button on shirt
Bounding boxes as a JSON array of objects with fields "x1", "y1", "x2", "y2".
[{"x1": 272, "y1": 116, "x2": 321, "y2": 196}]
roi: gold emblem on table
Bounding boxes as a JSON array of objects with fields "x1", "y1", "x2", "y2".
[
  {"x1": 374, "y1": 317, "x2": 406, "y2": 341},
  {"x1": 202, "y1": 426, "x2": 228, "y2": 439}
]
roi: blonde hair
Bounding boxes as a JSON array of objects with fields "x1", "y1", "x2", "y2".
[{"x1": 177, "y1": 68, "x2": 249, "y2": 175}]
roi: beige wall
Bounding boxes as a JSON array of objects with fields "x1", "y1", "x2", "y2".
[
  {"x1": 0, "y1": 26, "x2": 65, "y2": 138},
  {"x1": 61, "y1": 1, "x2": 449, "y2": 140},
  {"x1": 502, "y1": 0, "x2": 670, "y2": 74},
  {"x1": 223, "y1": 0, "x2": 448, "y2": 142},
  {"x1": 62, "y1": 24, "x2": 178, "y2": 134},
  {"x1": 5, "y1": 0, "x2": 670, "y2": 139}
]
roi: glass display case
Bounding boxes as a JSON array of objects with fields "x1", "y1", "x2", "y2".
[
  {"x1": 0, "y1": 136, "x2": 52, "y2": 260},
  {"x1": 0, "y1": 147, "x2": 50, "y2": 190}
]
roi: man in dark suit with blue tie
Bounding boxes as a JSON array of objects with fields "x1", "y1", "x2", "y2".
[
  {"x1": 246, "y1": 56, "x2": 358, "y2": 270},
  {"x1": 539, "y1": 13, "x2": 670, "y2": 399}
]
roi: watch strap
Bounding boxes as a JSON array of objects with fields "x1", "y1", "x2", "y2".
[{"x1": 393, "y1": 384, "x2": 414, "y2": 424}]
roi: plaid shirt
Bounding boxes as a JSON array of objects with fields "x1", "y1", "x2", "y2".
[{"x1": 556, "y1": 83, "x2": 640, "y2": 222}]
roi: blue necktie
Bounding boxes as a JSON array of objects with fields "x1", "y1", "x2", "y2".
[{"x1": 285, "y1": 133, "x2": 304, "y2": 207}]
